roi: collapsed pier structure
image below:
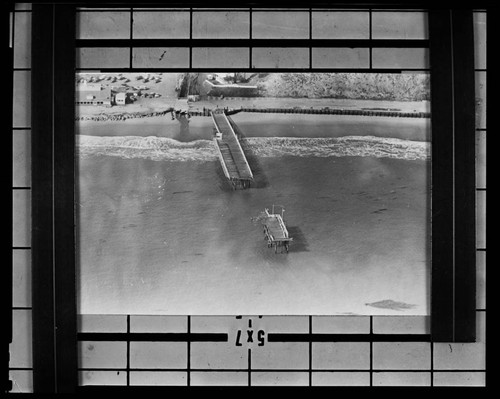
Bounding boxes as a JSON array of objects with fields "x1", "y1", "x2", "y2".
[
  {"x1": 211, "y1": 111, "x2": 295, "y2": 252},
  {"x1": 262, "y1": 206, "x2": 293, "y2": 253},
  {"x1": 211, "y1": 111, "x2": 254, "y2": 190}
]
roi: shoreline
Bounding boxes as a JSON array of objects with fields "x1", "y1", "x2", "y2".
[
  {"x1": 76, "y1": 112, "x2": 431, "y2": 143},
  {"x1": 76, "y1": 98, "x2": 431, "y2": 122}
]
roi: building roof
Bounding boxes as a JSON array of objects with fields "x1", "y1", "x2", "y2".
[
  {"x1": 76, "y1": 88, "x2": 112, "y2": 103},
  {"x1": 76, "y1": 82, "x2": 103, "y2": 91}
]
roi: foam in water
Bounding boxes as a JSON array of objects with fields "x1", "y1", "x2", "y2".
[
  {"x1": 77, "y1": 135, "x2": 218, "y2": 162},
  {"x1": 244, "y1": 136, "x2": 429, "y2": 161},
  {"x1": 76, "y1": 135, "x2": 430, "y2": 162}
]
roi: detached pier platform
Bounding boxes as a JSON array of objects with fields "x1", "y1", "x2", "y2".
[
  {"x1": 212, "y1": 111, "x2": 254, "y2": 189},
  {"x1": 262, "y1": 207, "x2": 293, "y2": 253}
]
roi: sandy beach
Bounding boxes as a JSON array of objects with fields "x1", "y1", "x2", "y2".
[
  {"x1": 76, "y1": 97, "x2": 430, "y2": 123},
  {"x1": 76, "y1": 111, "x2": 430, "y2": 145}
]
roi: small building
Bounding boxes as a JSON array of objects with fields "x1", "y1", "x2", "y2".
[
  {"x1": 115, "y1": 92, "x2": 126, "y2": 105},
  {"x1": 75, "y1": 88, "x2": 112, "y2": 106},
  {"x1": 76, "y1": 82, "x2": 103, "y2": 92},
  {"x1": 187, "y1": 94, "x2": 200, "y2": 102}
]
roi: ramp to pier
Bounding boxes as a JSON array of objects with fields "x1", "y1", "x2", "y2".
[
  {"x1": 264, "y1": 214, "x2": 290, "y2": 241},
  {"x1": 212, "y1": 112, "x2": 253, "y2": 185}
]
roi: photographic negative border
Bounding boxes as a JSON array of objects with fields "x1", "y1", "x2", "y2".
[
  {"x1": 5, "y1": 1, "x2": 14, "y2": 394},
  {"x1": 27, "y1": 3, "x2": 479, "y2": 392}
]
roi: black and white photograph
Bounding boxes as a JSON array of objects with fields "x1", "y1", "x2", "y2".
[
  {"x1": 76, "y1": 71, "x2": 431, "y2": 316},
  {"x1": 8, "y1": 4, "x2": 488, "y2": 392}
]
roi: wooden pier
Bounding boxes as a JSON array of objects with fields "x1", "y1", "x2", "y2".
[
  {"x1": 262, "y1": 207, "x2": 293, "y2": 253},
  {"x1": 211, "y1": 111, "x2": 254, "y2": 189}
]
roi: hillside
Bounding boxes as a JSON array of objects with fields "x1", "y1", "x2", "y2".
[{"x1": 249, "y1": 73, "x2": 430, "y2": 102}]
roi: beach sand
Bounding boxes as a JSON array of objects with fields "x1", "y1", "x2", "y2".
[{"x1": 76, "y1": 112, "x2": 430, "y2": 142}]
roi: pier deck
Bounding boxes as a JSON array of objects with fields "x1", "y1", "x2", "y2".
[
  {"x1": 262, "y1": 208, "x2": 293, "y2": 253},
  {"x1": 212, "y1": 112, "x2": 253, "y2": 189},
  {"x1": 264, "y1": 215, "x2": 289, "y2": 241}
]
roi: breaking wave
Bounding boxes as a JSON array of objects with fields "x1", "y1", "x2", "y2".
[
  {"x1": 77, "y1": 135, "x2": 218, "y2": 162},
  {"x1": 244, "y1": 136, "x2": 429, "y2": 161},
  {"x1": 77, "y1": 135, "x2": 430, "y2": 162}
]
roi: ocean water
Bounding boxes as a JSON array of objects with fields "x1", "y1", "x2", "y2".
[{"x1": 76, "y1": 113, "x2": 430, "y2": 315}]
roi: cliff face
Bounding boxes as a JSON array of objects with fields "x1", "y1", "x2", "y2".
[
  {"x1": 252, "y1": 73, "x2": 430, "y2": 101},
  {"x1": 204, "y1": 84, "x2": 259, "y2": 98}
]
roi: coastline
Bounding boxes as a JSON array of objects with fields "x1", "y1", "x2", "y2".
[
  {"x1": 76, "y1": 72, "x2": 431, "y2": 316},
  {"x1": 76, "y1": 111, "x2": 431, "y2": 144},
  {"x1": 76, "y1": 98, "x2": 431, "y2": 123}
]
